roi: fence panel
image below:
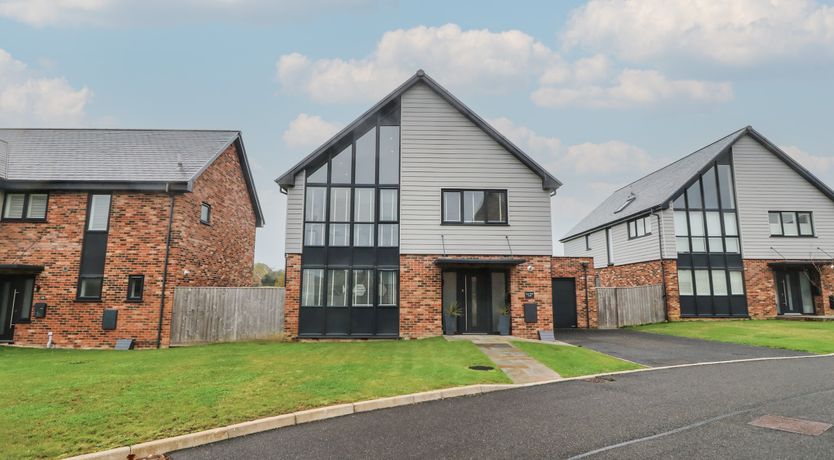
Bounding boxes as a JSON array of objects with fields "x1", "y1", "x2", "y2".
[
  {"x1": 597, "y1": 285, "x2": 664, "y2": 328},
  {"x1": 170, "y1": 287, "x2": 284, "y2": 345}
]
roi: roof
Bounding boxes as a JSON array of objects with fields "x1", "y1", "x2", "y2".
[
  {"x1": 561, "y1": 126, "x2": 834, "y2": 241},
  {"x1": 275, "y1": 70, "x2": 562, "y2": 192},
  {"x1": 0, "y1": 128, "x2": 264, "y2": 227}
]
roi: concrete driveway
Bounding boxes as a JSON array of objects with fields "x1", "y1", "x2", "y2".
[
  {"x1": 554, "y1": 328, "x2": 810, "y2": 367},
  {"x1": 169, "y1": 356, "x2": 834, "y2": 459}
]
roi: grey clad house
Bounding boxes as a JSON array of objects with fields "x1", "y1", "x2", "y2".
[{"x1": 563, "y1": 126, "x2": 834, "y2": 320}]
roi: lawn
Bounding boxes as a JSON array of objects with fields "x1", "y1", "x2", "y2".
[
  {"x1": 512, "y1": 342, "x2": 644, "y2": 377},
  {"x1": 635, "y1": 320, "x2": 834, "y2": 354},
  {"x1": 0, "y1": 338, "x2": 508, "y2": 459}
]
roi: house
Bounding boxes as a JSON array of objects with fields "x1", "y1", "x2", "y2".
[
  {"x1": 0, "y1": 129, "x2": 264, "y2": 348},
  {"x1": 563, "y1": 126, "x2": 834, "y2": 321},
  {"x1": 277, "y1": 70, "x2": 594, "y2": 339}
]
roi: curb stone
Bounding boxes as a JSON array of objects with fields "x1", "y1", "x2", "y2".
[{"x1": 65, "y1": 353, "x2": 834, "y2": 460}]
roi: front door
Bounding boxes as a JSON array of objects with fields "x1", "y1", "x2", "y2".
[
  {"x1": 552, "y1": 278, "x2": 578, "y2": 328},
  {"x1": 775, "y1": 270, "x2": 815, "y2": 315},
  {"x1": 443, "y1": 270, "x2": 507, "y2": 334},
  {"x1": 0, "y1": 276, "x2": 35, "y2": 342}
]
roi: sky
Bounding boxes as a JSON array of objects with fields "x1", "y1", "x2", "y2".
[{"x1": 3, "y1": 0, "x2": 834, "y2": 269}]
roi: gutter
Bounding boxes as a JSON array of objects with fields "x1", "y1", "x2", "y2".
[{"x1": 156, "y1": 186, "x2": 177, "y2": 349}]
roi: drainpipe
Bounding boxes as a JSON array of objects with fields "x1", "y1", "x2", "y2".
[
  {"x1": 156, "y1": 188, "x2": 176, "y2": 349},
  {"x1": 654, "y1": 211, "x2": 670, "y2": 322},
  {"x1": 581, "y1": 262, "x2": 590, "y2": 328}
]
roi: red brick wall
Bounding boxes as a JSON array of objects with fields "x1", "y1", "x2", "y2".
[
  {"x1": 597, "y1": 260, "x2": 665, "y2": 287},
  {"x1": 663, "y1": 260, "x2": 680, "y2": 320},
  {"x1": 399, "y1": 254, "x2": 553, "y2": 339},
  {"x1": 743, "y1": 259, "x2": 834, "y2": 318},
  {"x1": 283, "y1": 253, "x2": 302, "y2": 338},
  {"x1": 551, "y1": 257, "x2": 597, "y2": 328},
  {"x1": 2, "y1": 143, "x2": 257, "y2": 349}
]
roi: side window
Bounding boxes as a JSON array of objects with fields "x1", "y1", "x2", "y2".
[
  {"x1": 200, "y1": 203, "x2": 212, "y2": 225},
  {"x1": 2, "y1": 192, "x2": 49, "y2": 221},
  {"x1": 127, "y1": 275, "x2": 144, "y2": 301}
]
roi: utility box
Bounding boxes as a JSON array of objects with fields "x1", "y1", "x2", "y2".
[
  {"x1": 33, "y1": 303, "x2": 47, "y2": 318},
  {"x1": 102, "y1": 309, "x2": 118, "y2": 330},
  {"x1": 523, "y1": 303, "x2": 538, "y2": 323}
]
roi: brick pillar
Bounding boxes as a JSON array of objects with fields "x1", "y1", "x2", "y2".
[
  {"x1": 662, "y1": 259, "x2": 680, "y2": 321},
  {"x1": 284, "y1": 254, "x2": 301, "y2": 338}
]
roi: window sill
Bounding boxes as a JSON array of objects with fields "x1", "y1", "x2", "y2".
[
  {"x1": 125, "y1": 299, "x2": 144, "y2": 303},
  {"x1": 769, "y1": 235, "x2": 816, "y2": 239},
  {"x1": 0, "y1": 219, "x2": 47, "y2": 223},
  {"x1": 75, "y1": 298, "x2": 103, "y2": 303},
  {"x1": 440, "y1": 222, "x2": 510, "y2": 226},
  {"x1": 628, "y1": 233, "x2": 653, "y2": 240}
]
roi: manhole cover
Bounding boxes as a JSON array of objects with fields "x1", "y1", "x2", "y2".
[
  {"x1": 749, "y1": 415, "x2": 832, "y2": 436},
  {"x1": 469, "y1": 365, "x2": 495, "y2": 371}
]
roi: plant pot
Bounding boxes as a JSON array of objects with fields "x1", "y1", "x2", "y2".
[
  {"x1": 444, "y1": 315, "x2": 458, "y2": 335},
  {"x1": 497, "y1": 315, "x2": 510, "y2": 336}
]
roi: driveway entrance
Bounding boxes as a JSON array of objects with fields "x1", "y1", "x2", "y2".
[{"x1": 554, "y1": 329, "x2": 810, "y2": 367}]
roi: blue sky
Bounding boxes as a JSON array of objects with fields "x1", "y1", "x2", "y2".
[{"x1": 2, "y1": 0, "x2": 834, "y2": 268}]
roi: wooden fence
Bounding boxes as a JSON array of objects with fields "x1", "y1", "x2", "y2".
[
  {"x1": 597, "y1": 284, "x2": 665, "y2": 328},
  {"x1": 170, "y1": 287, "x2": 285, "y2": 345}
]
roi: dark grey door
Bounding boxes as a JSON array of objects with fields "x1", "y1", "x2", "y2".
[
  {"x1": 775, "y1": 270, "x2": 815, "y2": 315},
  {"x1": 552, "y1": 278, "x2": 578, "y2": 328},
  {"x1": 0, "y1": 277, "x2": 34, "y2": 342},
  {"x1": 461, "y1": 271, "x2": 492, "y2": 334}
]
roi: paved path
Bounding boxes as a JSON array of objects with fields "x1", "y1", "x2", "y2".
[
  {"x1": 461, "y1": 336, "x2": 562, "y2": 383},
  {"x1": 554, "y1": 328, "x2": 811, "y2": 366},
  {"x1": 170, "y1": 356, "x2": 834, "y2": 459}
]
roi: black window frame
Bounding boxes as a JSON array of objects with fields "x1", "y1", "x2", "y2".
[
  {"x1": 126, "y1": 275, "x2": 145, "y2": 302},
  {"x1": 1, "y1": 192, "x2": 49, "y2": 222},
  {"x1": 441, "y1": 189, "x2": 508, "y2": 225},
  {"x1": 585, "y1": 234, "x2": 591, "y2": 251},
  {"x1": 768, "y1": 211, "x2": 815, "y2": 237},
  {"x1": 627, "y1": 216, "x2": 652, "y2": 240},
  {"x1": 200, "y1": 202, "x2": 212, "y2": 225},
  {"x1": 76, "y1": 193, "x2": 112, "y2": 301}
]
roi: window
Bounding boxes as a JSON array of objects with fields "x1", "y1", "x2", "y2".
[
  {"x1": 694, "y1": 270, "x2": 711, "y2": 296},
  {"x1": 301, "y1": 269, "x2": 324, "y2": 306},
  {"x1": 442, "y1": 190, "x2": 508, "y2": 225},
  {"x1": 330, "y1": 146, "x2": 352, "y2": 184},
  {"x1": 378, "y1": 126, "x2": 400, "y2": 184},
  {"x1": 378, "y1": 224, "x2": 399, "y2": 247},
  {"x1": 711, "y1": 270, "x2": 728, "y2": 295},
  {"x1": 769, "y1": 211, "x2": 814, "y2": 237},
  {"x1": 304, "y1": 187, "x2": 327, "y2": 246},
  {"x1": 378, "y1": 271, "x2": 397, "y2": 306},
  {"x1": 380, "y1": 189, "x2": 398, "y2": 221},
  {"x1": 729, "y1": 271, "x2": 745, "y2": 295},
  {"x1": 127, "y1": 275, "x2": 144, "y2": 301},
  {"x1": 307, "y1": 162, "x2": 328, "y2": 183},
  {"x1": 678, "y1": 270, "x2": 694, "y2": 296},
  {"x1": 354, "y1": 128, "x2": 376, "y2": 184},
  {"x1": 585, "y1": 234, "x2": 591, "y2": 251},
  {"x1": 78, "y1": 276, "x2": 103, "y2": 300},
  {"x1": 627, "y1": 216, "x2": 651, "y2": 239},
  {"x1": 352, "y1": 270, "x2": 373, "y2": 306},
  {"x1": 2, "y1": 192, "x2": 48, "y2": 221},
  {"x1": 88, "y1": 194, "x2": 111, "y2": 231},
  {"x1": 353, "y1": 188, "x2": 375, "y2": 247},
  {"x1": 327, "y1": 269, "x2": 349, "y2": 307},
  {"x1": 200, "y1": 203, "x2": 211, "y2": 225},
  {"x1": 329, "y1": 188, "x2": 351, "y2": 247}
]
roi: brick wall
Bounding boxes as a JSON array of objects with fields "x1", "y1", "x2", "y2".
[
  {"x1": 551, "y1": 257, "x2": 597, "y2": 328},
  {"x1": 283, "y1": 253, "x2": 302, "y2": 337},
  {"x1": 3, "y1": 143, "x2": 257, "y2": 348},
  {"x1": 597, "y1": 260, "x2": 665, "y2": 287},
  {"x1": 743, "y1": 259, "x2": 834, "y2": 318},
  {"x1": 399, "y1": 254, "x2": 553, "y2": 339}
]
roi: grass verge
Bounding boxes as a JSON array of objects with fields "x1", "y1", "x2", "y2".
[
  {"x1": 634, "y1": 320, "x2": 834, "y2": 354},
  {"x1": 512, "y1": 342, "x2": 643, "y2": 377},
  {"x1": 0, "y1": 338, "x2": 508, "y2": 459}
]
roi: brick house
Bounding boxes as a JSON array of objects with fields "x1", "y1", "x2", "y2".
[
  {"x1": 277, "y1": 70, "x2": 594, "y2": 339},
  {"x1": 563, "y1": 126, "x2": 834, "y2": 322},
  {"x1": 0, "y1": 129, "x2": 264, "y2": 348}
]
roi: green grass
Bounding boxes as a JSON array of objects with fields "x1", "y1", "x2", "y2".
[
  {"x1": 512, "y1": 342, "x2": 644, "y2": 377},
  {"x1": 635, "y1": 320, "x2": 834, "y2": 354},
  {"x1": 0, "y1": 338, "x2": 508, "y2": 459}
]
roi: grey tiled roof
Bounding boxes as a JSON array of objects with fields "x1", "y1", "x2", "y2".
[
  {"x1": 0, "y1": 129, "x2": 240, "y2": 183},
  {"x1": 561, "y1": 127, "x2": 749, "y2": 241}
]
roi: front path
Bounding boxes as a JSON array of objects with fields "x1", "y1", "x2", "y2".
[
  {"x1": 448, "y1": 336, "x2": 562, "y2": 383},
  {"x1": 170, "y1": 356, "x2": 834, "y2": 459}
]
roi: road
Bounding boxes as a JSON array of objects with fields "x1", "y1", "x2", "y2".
[{"x1": 170, "y1": 355, "x2": 834, "y2": 459}]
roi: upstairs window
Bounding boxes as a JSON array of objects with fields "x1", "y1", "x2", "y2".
[
  {"x1": 200, "y1": 203, "x2": 212, "y2": 225},
  {"x1": 2, "y1": 192, "x2": 48, "y2": 221},
  {"x1": 627, "y1": 216, "x2": 651, "y2": 239},
  {"x1": 87, "y1": 194, "x2": 112, "y2": 231},
  {"x1": 442, "y1": 190, "x2": 507, "y2": 225},
  {"x1": 769, "y1": 211, "x2": 813, "y2": 237},
  {"x1": 585, "y1": 234, "x2": 591, "y2": 251}
]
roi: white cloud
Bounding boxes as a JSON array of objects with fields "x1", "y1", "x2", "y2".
[
  {"x1": 282, "y1": 113, "x2": 342, "y2": 149},
  {"x1": 563, "y1": 0, "x2": 834, "y2": 65},
  {"x1": 782, "y1": 145, "x2": 834, "y2": 181},
  {"x1": 532, "y1": 69, "x2": 733, "y2": 109},
  {"x1": 0, "y1": 48, "x2": 91, "y2": 125},
  {"x1": 276, "y1": 24, "x2": 562, "y2": 103},
  {"x1": 0, "y1": 0, "x2": 385, "y2": 27},
  {"x1": 489, "y1": 117, "x2": 653, "y2": 178}
]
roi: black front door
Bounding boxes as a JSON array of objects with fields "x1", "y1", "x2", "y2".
[
  {"x1": 460, "y1": 271, "x2": 492, "y2": 333},
  {"x1": 552, "y1": 278, "x2": 578, "y2": 328},
  {"x1": 0, "y1": 276, "x2": 35, "y2": 342},
  {"x1": 775, "y1": 270, "x2": 815, "y2": 315}
]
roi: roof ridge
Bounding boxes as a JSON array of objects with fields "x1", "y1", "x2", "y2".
[
  {"x1": 610, "y1": 126, "x2": 749, "y2": 193},
  {"x1": 0, "y1": 128, "x2": 241, "y2": 133}
]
